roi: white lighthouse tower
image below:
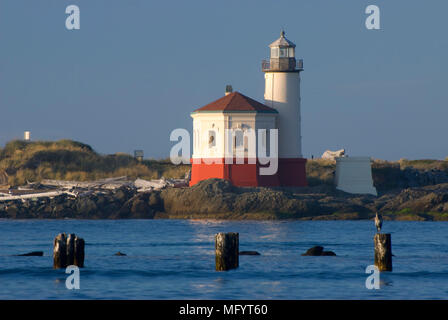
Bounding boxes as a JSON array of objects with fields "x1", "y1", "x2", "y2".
[{"x1": 262, "y1": 31, "x2": 307, "y2": 186}]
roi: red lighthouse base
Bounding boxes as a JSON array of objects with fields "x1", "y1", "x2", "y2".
[{"x1": 189, "y1": 158, "x2": 307, "y2": 187}]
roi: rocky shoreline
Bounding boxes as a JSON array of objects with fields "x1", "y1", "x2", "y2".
[{"x1": 1, "y1": 178, "x2": 448, "y2": 221}]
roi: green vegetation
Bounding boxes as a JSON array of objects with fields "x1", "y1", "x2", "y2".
[
  {"x1": 305, "y1": 159, "x2": 335, "y2": 186},
  {"x1": 397, "y1": 158, "x2": 448, "y2": 171},
  {"x1": 307, "y1": 158, "x2": 448, "y2": 193},
  {"x1": 1, "y1": 139, "x2": 448, "y2": 190},
  {"x1": 0, "y1": 139, "x2": 189, "y2": 186}
]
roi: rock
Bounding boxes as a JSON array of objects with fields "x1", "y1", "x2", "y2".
[
  {"x1": 131, "y1": 198, "x2": 149, "y2": 215},
  {"x1": 114, "y1": 192, "x2": 155, "y2": 219},
  {"x1": 0, "y1": 170, "x2": 8, "y2": 186},
  {"x1": 75, "y1": 197, "x2": 97, "y2": 216},
  {"x1": 301, "y1": 246, "x2": 324, "y2": 256},
  {"x1": 2, "y1": 171, "x2": 448, "y2": 220},
  {"x1": 160, "y1": 178, "x2": 321, "y2": 218},
  {"x1": 160, "y1": 179, "x2": 235, "y2": 215},
  {"x1": 185, "y1": 170, "x2": 191, "y2": 182},
  {"x1": 322, "y1": 149, "x2": 345, "y2": 160},
  {"x1": 114, "y1": 186, "x2": 136, "y2": 202},
  {"x1": 114, "y1": 251, "x2": 126, "y2": 256},
  {"x1": 148, "y1": 192, "x2": 163, "y2": 210},
  {"x1": 302, "y1": 246, "x2": 336, "y2": 256},
  {"x1": 15, "y1": 251, "x2": 44, "y2": 256},
  {"x1": 239, "y1": 251, "x2": 261, "y2": 255}
]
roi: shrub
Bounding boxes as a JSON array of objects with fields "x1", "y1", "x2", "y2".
[{"x1": 0, "y1": 139, "x2": 190, "y2": 186}]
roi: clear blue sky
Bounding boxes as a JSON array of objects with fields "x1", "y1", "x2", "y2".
[{"x1": 0, "y1": 0, "x2": 447, "y2": 160}]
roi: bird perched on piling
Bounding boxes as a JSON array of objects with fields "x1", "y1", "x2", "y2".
[{"x1": 375, "y1": 212, "x2": 383, "y2": 233}]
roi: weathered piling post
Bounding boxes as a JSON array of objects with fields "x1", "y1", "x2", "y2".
[
  {"x1": 53, "y1": 233, "x2": 67, "y2": 269},
  {"x1": 53, "y1": 233, "x2": 85, "y2": 269},
  {"x1": 215, "y1": 232, "x2": 239, "y2": 271},
  {"x1": 66, "y1": 234, "x2": 75, "y2": 265},
  {"x1": 374, "y1": 233, "x2": 392, "y2": 272},
  {"x1": 74, "y1": 236, "x2": 85, "y2": 268}
]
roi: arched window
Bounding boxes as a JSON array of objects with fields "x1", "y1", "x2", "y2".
[{"x1": 208, "y1": 130, "x2": 216, "y2": 148}]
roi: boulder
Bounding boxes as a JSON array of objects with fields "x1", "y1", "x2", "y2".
[
  {"x1": 114, "y1": 186, "x2": 136, "y2": 202},
  {"x1": 239, "y1": 251, "x2": 261, "y2": 256},
  {"x1": 148, "y1": 192, "x2": 163, "y2": 211},
  {"x1": 302, "y1": 246, "x2": 324, "y2": 256},
  {"x1": 0, "y1": 170, "x2": 9, "y2": 186},
  {"x1": 322, "y1": 149, "x2": 345, "y2": 160},
  {"x1": 160, "y1": 178, "x2": 320, "y2": 218},
  {"x1": 114, "y1": 193, "x2": 155, "y2": 219},
  {"x1": 302, "y1": 246, "x2": 336, "y2": 256},
  {"x1": 75, "y1": 197, "x2": 97, "y2": 216}
]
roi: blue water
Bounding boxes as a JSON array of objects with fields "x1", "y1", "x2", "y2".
[{"x1": 0, "y1": 219, "x2": 447, "y2": 299}]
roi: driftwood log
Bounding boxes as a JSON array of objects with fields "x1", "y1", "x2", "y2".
[
  {"x1": 374, "y1": 233, "x2": 392, "y2": 271},
  {"x1": 53, "y1": 233, "x2": 85, "y2": 269},
  {"x1": 215, "y1": 232, "x2": 239, "y2": 271}
]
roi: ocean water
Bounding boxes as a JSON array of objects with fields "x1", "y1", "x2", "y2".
[{"x1": 0, "y1": 219, "x2": 447, "y2": 300}]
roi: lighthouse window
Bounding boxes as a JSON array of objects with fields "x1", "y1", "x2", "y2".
[
  {"x1": 279, "y1": 48, "x2": 287, "y2": 57},
  {"x1": 271, "y1": 47, "x2": 279, "y2": 58},
  {"x1": 208, "y1": 130, "x2": 216, "y2": 148},
  {"x1": 288, "y1": 47, "x2": 294, "y2": 57},
  {"x1": 234, "y1": 130, "x2": 244, "y2": 148}
]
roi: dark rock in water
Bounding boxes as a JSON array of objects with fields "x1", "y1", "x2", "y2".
[
  {"x1": 239, "y1": 251, "x2": 261, "y2": 256},
  {"x1": 302, "y1": 246, "x2": 336, "y2": 256},
  {"x1": 302, "y1": 246, "x2": 324, "y2": 256},
  {"x1": 15, "y1": 251, "x2": 44, "y2": 257},
  {"x1": 114, "y1": 251, "x2": 126, "y2": 256}
]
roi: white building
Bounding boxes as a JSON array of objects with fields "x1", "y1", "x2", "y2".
[
  {"x1": 190, "y1": 31, "x2": 308, "y2": 187},
  {"x1": 335, "y1": 157, "x2": 377, "y2": 196},
  {"x1": 190, "y1": 87, "x2": 279, "y2": 186}
]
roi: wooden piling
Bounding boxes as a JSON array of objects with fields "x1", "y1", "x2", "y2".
[
  {"x1": 53, "y1": 233, "x2": 67, "y2": 269},
  {"x1": 66, "y1": 234, "x2": 75, "y2": 266},
  {"x1": 215, "y1": 232, "x2": 239, "y2": 271},
  {"x1": 74, "y1": 236, "x2": 85, "y2": 268},
  {"x1": 53, "y1": 233, "x2": 85, "y2": 269},
  {"x1": 374, "y1": 233, "x2": 392, "y2": 272}
]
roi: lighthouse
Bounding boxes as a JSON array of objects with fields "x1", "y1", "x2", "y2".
[
  {"x1": 262, "y1": 31, "x2": 307, "y2": 186},
  {"x1": 189, "y1": 31, "x2": 307, "y2": 187}
]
